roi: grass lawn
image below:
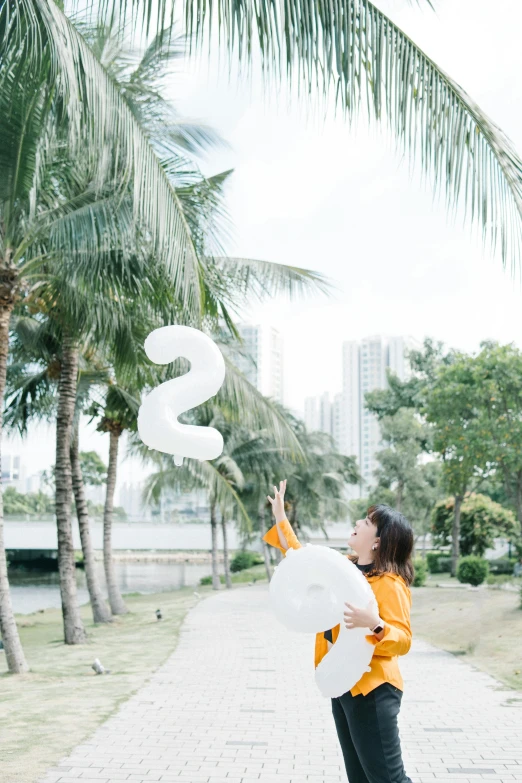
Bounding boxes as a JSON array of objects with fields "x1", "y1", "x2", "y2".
[
  {"x1": 411, "y1": 574, "x2": 522, "y2": 690},
  {"x1": 0, "y1": 564, "x2": 268, "y2": 783}
]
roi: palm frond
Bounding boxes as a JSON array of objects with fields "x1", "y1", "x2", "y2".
[
  {"x1": 211, "y1": 256, "x2": 333, "y2": 304},
  {"x1": 144, "y1": 453, "x2": 252, "y2": 532},
  {"x1": 182, "y1": 0, "x2": 522, "y2": 272},
  {"x1": 2, "y1": 0, "x2": 202, "y2": 308},
  {"x1": 217, "y1": 354, "x2": 304, "y2": 460}
]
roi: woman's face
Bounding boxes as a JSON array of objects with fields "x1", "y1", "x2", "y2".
[{"x1": 348, "y1": 514, "x2": 379, "y2": 555}]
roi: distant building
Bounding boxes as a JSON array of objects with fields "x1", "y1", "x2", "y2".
[
  {"x1": 233, "y1": 324, "x2": 284, "y2": 403},
  {"x1": 25, "y1": 472, "x2": 44, "y2": 494},
  {"x1": 2, "y1": 454, "x2": 27, "y2": 493},
  {"x1": 342, "y1": 335, "x2": 421, "y2": 495},
  {"x1": 304, "y1": 391, "x2": 332, "y2": 435},
  {"x1": 304, "y1": 336, "x2": 420, "y2": 498}
]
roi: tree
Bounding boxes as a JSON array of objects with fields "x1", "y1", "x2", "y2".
[
  {"x1": 144, "y1": 421, "x2": 250, "y2": 592},
  {"x1": 70, "y1": 422, "x2": 113, "y2": 624},
  {"x1": 425, "y1": 356, "x2": 493, "y2": 576},
  {"x1": 373, "y1": 408, "x2": 428, "y2": 512},
  {"x1": 79, "y1": 452, "x2": 107, "y2": 487},
  {"x1": 471, "y1": 343, "x2": 522, "y2": 540},
  {"x1": 405, "y1": 460, "x2": 443, "y2": 556},
  {"x1": 0, "y1": 9, "x2": 208, "y2": 666},
  {"x1": 88, "y1": 384, "x2": 140, "y2": 614},
  {"x1": 432, "y1": 493, "x2": 517, "y2": 557}
]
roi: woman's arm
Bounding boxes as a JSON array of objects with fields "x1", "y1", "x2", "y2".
[
  {"x1": 263, "y1": 480, "x2": 302, "y2": 555},
  {"x1": 365, "y1": 576, "x2": 412, "y2": 657}
]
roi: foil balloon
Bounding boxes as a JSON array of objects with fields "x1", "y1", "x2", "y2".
[
  {"x1": 269, "y1": 544, "x2": 377, "y2": 698},
  {"x1": 137, "y1": 326, "x2": 225, "y2": 465}
]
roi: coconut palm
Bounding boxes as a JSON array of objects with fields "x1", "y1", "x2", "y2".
[
  {"x1": 5, "y1": 315, "x2": 113, "y2": 624},
  {"x1": 86, "y1": 383, "x2": 140, "y2": 614},
  {"x1": 70, "y1": 421, "x2": 113, "y2": 623},
  {"x1": 144, "y1": 436, "x2": 249, "y2": 591},
  {"x1": 271, "y1": 412, "x2": 360, "y2": 539},
  {"x1": 0, "y1": 11, "x2": 205, "y2": 666}
]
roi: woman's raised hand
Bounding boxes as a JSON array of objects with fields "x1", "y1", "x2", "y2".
[{"x1": 267, "y1": 479, "x2": 287, "y2": 523}]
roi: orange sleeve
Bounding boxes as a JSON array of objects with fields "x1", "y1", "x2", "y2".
[
  {"x1": 365, "y1": 577, "x2": 412, "y2": 657},
  {"x1": 262, "y1": 518, "x2": 302, "y2": 555}
]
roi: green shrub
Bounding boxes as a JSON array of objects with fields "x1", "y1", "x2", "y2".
[
  {"x1": 413, "y1": 558, "x2": 427, "y2": 587},
  {"x1": 486, "y1": 573, "x2": 515, "y2": 586},
  {"x1": 425, "y1": 552, "x2": 452, "y2": 573},
  {"x1": 426, "y1": 552, "x2": 441, "y2": 574},
  {"x1": 230, "y1": 550, "x2": 262, "y2": 572},
  {"x1": 437, "y1": 557, "x2": 452, "y2": 574},
  {"x1": 200, "y1": 574, "x2": 229, "y2": 585},
  {"x1": 487, "y1": 558, "x2": 516, "y2": 575},
  {"x1": 457, "y1": 556, "x2": 489, "y2": 586}
]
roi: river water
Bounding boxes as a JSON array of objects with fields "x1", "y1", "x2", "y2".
[
  {"x1": 9, "y1": 561, "x2": 214, "y2": 615},
  {"x1": 6, "y1": 519, "x2": 351, "y2": 615}
]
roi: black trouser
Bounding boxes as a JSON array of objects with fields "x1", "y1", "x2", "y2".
[{"x1": 331, "y1": 683, "x2": 412, "y2": 783}]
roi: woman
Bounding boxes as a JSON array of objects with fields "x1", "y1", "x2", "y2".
[{"x1": 264, "y1": 479, "x2": 414, "y2": 783}]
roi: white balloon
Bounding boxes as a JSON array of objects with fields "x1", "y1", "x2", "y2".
[
  {"x1": 269, "y1": 544, "x2": 377, "y2": 698},
  {"x1": 137, "y1": 326, "x2": 225, "y2": 462}
]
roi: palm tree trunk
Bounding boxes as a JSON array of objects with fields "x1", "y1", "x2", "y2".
[
  {"x1": 210, "y1": 500, "x2": 221, "y2": 590},
  {"x1": 70, "y1": 425, "x2": 112, "y2": 624},
  {"x1": 451, "y1": 494, "x2": 463, "y2": 578},
  {"x1": 56, "y1": 333, "x2": 86, "y2": 644},
  {"x1": 259, "y1": 500, "x2": 273, "y2": 581},
  {"x1": 221, "y1": 513, "x2": 232, "y2": 589},
  {"x1": 0, "y1": 286, "x2": 28, "y2": 672},
  {"x1": 103, "y1": 429, "x2": 127, "y2": 615}
]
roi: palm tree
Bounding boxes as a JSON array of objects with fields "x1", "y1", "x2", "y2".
[
  {"x1": 71, "y1": 370, "x2": 114, "y2": 624},
  {"x1": 145, "y1": 442, "x2": 249, "y2": 591},
  {"x1": 1, "y1": 9, "x2": 329, "y2": 663},
  {"x1": 4, "y1": 315, "x2": 113, "y2": 624},
  {"x1": 0, "y1": 10, "x2": 207, "y2": 666},
  {"x1": 70, "y1": 420, "x2": 113, "y2": 624},
  {"x1": 87, "y1": 383, "x2": 140, "y2": 614}
]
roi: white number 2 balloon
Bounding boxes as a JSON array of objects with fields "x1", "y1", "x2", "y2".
[
  {"x1": 269, "y1": 544, "x2": 377, "y2": 698},
  {"x1": 137, "y1": 326, "x2": 226, "y2": 465}
]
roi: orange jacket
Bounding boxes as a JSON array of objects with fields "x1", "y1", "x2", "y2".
[{"x1": 263, "y1": 518, "x2": 412, "y2": 696}]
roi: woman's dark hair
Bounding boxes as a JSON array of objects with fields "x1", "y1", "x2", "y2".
[{"x1": 349, "y1": 504, "x2": 414, "y2": 586}]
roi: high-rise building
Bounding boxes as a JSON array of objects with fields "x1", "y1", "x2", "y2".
[
  {"x1": 304, "y1": 392, "x2": 332, "y2": 436},
  {"x1": 341, "y1": 335, "x2": 420, "y2": 495},
  {"x1": 331, "y1": 393, "x2": 344, "y2": 452},
  {"x1": 301, "y1": 335, "x2": 419, "y2": 497},
  {"x1": 233, "y1": 324, "x2": 284, "y2": 403},
  {"x1": 305, "y1": 392, "x2": 344, "y2": 452},
  {"x1": 388, "y1": 336, "x2": 419, "y2": 381}
]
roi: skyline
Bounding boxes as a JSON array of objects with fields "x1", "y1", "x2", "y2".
[{"x1": 4, "y1": 324, "x2": 514, "y2": 489}]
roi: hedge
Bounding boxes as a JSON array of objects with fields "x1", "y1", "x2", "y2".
[{"x1": 413, "y1": 558, "x2": 427, "y2": 587}]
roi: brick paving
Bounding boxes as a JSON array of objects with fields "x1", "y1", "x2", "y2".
[{"x1": 39, "y1": 584, "x2": 522, "y2": 783}]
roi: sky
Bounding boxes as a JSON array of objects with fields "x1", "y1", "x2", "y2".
[{"x1": 6, "y1": 0, "x2": 522, "y2": 490}]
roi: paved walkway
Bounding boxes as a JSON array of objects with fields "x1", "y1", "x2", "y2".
[{"x1": 39, "y1": 585, "x2": 522, "y2": 783}]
